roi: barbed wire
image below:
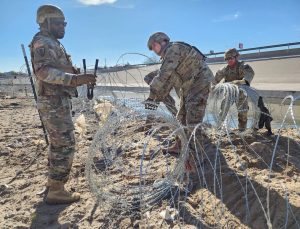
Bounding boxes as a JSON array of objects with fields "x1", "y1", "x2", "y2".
[
  {"x1": 83, "y1": 53, "x2": 300, "y2": 228},
  {"x1": 2, "y1": 53, "x2": 300, "y2": 228}
]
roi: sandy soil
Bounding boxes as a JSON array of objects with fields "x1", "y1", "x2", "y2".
[
  {"x1": 0, "y1": 97, "x2": 299, "y2": 229},
  {"x1": 0, "y1": 97, "x2": 105, "y2": 228}
]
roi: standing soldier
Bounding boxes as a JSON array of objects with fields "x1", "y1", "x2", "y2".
[
  {"x1": 30, "y1": 5, "x2": 96, "y2": 204},
  {"x1": 213, "y1": 48, "x2": 272, "y2": 133},
  {"x1": 146, "y1": 32, "x2": 214, "y2": 156}
]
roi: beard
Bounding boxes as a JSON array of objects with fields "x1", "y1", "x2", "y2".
[{"x1": 50, "y1": 27, "x2": 65, "y2": 39}]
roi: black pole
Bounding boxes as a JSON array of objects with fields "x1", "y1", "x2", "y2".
[
  {"x1": 83, "y1": 59, "x2": 86, "y2": 74},
  {"x1": 21, "y1": 44, "x2": 49, "y2": 145},
  {"x1": 86, "y1": 59, "x2": 98, "y2": 100},
  {"x1": 94, "y1": 59, "x2": 99, "y2": 75}
]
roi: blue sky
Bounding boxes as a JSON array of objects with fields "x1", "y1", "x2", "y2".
[{"x1": 0, "y1": 0, "x2": 299, "y2": 72}]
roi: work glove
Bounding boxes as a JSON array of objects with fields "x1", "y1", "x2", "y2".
[
  {"x1": 230, "y1": 79, "x2": 246, "y2": 85},
  {"x1": 71, "y1": 74, "x2": 96, "y2": 87},
  {"x1": 144, "y1": 98, "x2": 159, "y2": 110}
]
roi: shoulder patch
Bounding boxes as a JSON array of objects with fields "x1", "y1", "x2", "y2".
[{"x1": 36, "y1": 47, "x2": 46, "y2": 57}]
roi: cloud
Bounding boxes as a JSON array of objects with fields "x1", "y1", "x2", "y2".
[
  {"x1": 77, "y1": 0, "x2": 117, "y2": 6},
  {"x1": 77, "y1": 0, "x2": 134, "y2": 9},
  {"x1": 213, "y1": 12, "x2": 240, "y2": 23}
]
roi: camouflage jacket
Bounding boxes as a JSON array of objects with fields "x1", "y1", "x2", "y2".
[
  {"x1": 144, "y1": 69, "x2": 181, "y2": 97},
  {"x1": 30, "y1": 31, "x2": 78, "y2": 97},
  {"x1": 214, "y1": 61, "x2": 254, "y2": 85},
  {"x1": 150, "y1": 42, "x2": 213, "y2": 100}
]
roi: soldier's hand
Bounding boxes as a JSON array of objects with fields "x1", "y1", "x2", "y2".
[
  {"x1": 231, "y1": 79, "x2": 246, "y2": 85},
  {"x1": 72, "y1": 74, "x2": 96, "y2": 86},
  {"x1": 144, "y1": 97, "x2": 159, "y2": 110}
]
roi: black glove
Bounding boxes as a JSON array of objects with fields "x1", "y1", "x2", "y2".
[{"x1": 144, "y1": 98, "x2": 159, "y2": 110}]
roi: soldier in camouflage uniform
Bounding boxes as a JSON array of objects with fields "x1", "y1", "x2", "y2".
[
  {"x1": 144, "y1": 69, "x2": 179, "y2": 116},
  {"x1": 213, "y1": 48, "x2": 254, "y2": 131},
  {"x1": 30, "y1": 5, "x2": 96, "y2": 204},
  {"x1": 213, "y1": 48, "x2": 273, "y2": 133},
  {"x1": 147, "y1": 32, "x2": 213, "y2": 126},
  {"x1": 146, "y1": 32, "x2": 214, "y2": 166}
]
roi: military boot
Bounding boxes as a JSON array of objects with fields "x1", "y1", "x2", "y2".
[
  {"x1": 238, "y1": 124, "x2": 247, "y2": 132},
  {"x1": 238, "y1": 117, "x2": 247, "y2": 132},
  {"x1": 46, "y1": 179, "x2": 80, "y2": 205}
]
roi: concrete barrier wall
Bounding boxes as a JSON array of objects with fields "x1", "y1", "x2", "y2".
[
  {"x1": 208, "y1": 57, "x2": 300, "y2": 98},
  {"x1": 1, "y1": 56, "x2": 299, "y2": 99},
  {"x1": 206, "y1": 48, "x2": 300, "y2": 63},
  {"x1": 96, "y1": 56, "x2": 300, "y2": 97}
]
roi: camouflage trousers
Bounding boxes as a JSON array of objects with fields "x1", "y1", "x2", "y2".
[
  {"x1": 237, "y1": 92, "x2": 248, "y2": 130},
  {"x1": 177, "y1": 83, "x2": 210, "y2": 128},
  {"x1": 37, "y1": 96, "x2": 75, "y2": 183},
  {"x1": 177, "y1": 83, "x2": 210, "y2": 171},
  {"x1": 163, "y1": 95, "x2": 178, "y2": 116},
  {"x1": 220, "y1": 89, "x2": 248, "y2": 130}
]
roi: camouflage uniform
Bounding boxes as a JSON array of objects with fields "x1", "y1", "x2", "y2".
[
  {"x1": 30, "y1": 30, "x2": 78, "y2": 182},
  {"x1": 150, "y1": 42, "x2": 214, "y2": 128},
  {"x1": 144, "y1": 69, "x2": 179, "y2": 116},
  {"x1": 214, "y1": 61, "x2": 255, "y2": 130}
]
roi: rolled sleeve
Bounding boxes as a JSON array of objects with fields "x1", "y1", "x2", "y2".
[
  {"x1": 213, "y1": 68, "x2": 226, "y2": 85},
  {"x1": 240, "y1": 64, "x2": 254, "y2": 84},
  {"x1": 32, "y1": 41, "x2": 75, "y2": 86}
]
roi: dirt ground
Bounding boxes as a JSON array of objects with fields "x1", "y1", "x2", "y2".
[
  {"x1": 0, "y1": 97, "x2": 299, "y2": 229},
  {"x1": 0, "y1": 97, "x2": 106, "y2": 228}
]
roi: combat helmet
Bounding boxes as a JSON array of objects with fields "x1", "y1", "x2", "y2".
[
  {"x1": 36, "y1": 5, "x2": 65, "y2": 24},
  {"x1": 224, "y1": 48, "x2": 239, "y2": 60},
  {"x1": 147, "y1": 32, "x2": 170, "y2": 50}
]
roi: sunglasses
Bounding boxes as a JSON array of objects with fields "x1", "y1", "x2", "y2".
[
  {"x1": 51, "y1": 20, "x2": 67, "y2": 27},
  {"x1": 225, "y1": 56, "x2": 236, "y2": 61}
]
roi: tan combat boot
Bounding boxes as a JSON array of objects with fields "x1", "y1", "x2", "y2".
[{"x1": 46, "y1": 179, "x2": 80, "y2": 205}]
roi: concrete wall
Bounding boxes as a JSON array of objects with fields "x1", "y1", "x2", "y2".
[
  {"x1": 206, "y1": 48, "x2": 300, "y2": 63},
  {"x1": 1, "y1": 53, "x2": 299, "y2": 99},
  {"x1": 96, "y1": 56, "x2": 300, "y2": 98},
  {"x1": 208, "y1": 57, "x2": 300, "y2": 97}
]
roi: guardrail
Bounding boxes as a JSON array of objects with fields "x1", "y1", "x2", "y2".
[{"x1": 205, "y1": 42, "x2": 300, "y2": 57}]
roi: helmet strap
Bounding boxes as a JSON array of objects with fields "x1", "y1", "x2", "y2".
[
  {"x1": 158, "y1": 41, "x2": 169, "y2": 56},
  {"x1": 47, "y1": 18, "x2": 51, "y2": 32},
  {"x1": 39, "y1": 18, "x2": 50, "y2": 32}
]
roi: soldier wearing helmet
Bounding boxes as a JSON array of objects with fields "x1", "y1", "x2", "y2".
[
  {"x1": 224, "y1": 48, "x2": 239, "y2": 60},
  {"x1": 147, "y1": 32, "x2": 170, "y2": 56},
  {"x1": 213, "y1": 48, "x2": 272, "y2": 134},
  {"x1": 30, "y1": 5, "x2": 96, "y2": 204},
  {"x1": 214, "y1": 48, "x2": 253, "y2": 87},
  {"x1": 36, "y1": 4, "x2": 66, "y2": 39},
  {"x1": 146, "y1": 32, "x2": 213, "y2": 125},
  {"x1": 146, "y1": 32, "x2": 214, "y2": 170},
  {"x1": 213, "y1": 48, "x2": 254, "y2": 131}
]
